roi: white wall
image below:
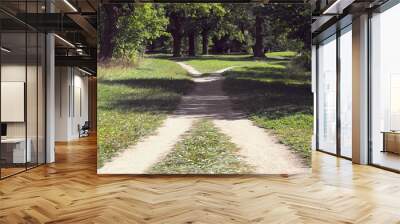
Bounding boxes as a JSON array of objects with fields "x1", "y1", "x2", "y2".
[
  {"x1": 55, "y1": 67, "x2": 89, "y2": 141},
  {"x1": 55, "y1": 66, "x2": 70, "y2": 141}
]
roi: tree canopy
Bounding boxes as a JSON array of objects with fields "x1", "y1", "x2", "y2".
[{"x1": 98, "y1": 3, "x2": 311, "y2": 63}]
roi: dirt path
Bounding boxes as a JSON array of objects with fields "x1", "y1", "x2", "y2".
[
  {"x1": 98, "y1": 117, "x2": 195, "y2": 174},
  {"x1": 99, "y1": 62, "x2": 308, "y2": 174},
  {"x1": 176, "y1": 63, "x2": 307, "y2": 174},
  {"x1": 98, "y1": 65, "x2": 236, "y2": 174}
]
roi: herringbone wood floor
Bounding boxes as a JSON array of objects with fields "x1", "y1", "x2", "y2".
[{"x1": 1, "y1": 136, "x2": 400, "y2": 223}]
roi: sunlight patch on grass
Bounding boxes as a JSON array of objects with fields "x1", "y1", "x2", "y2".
[
  {"x1": 266, "y1": 51, "x2": 297, "y2": 58},
  {"x1": 148, "y1": 119, "x2": 254, "y2": 174},
  {"x1": 181, "y1": 54, "x2": 286, "y2": 73}
]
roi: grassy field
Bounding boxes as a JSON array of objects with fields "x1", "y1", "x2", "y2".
[
  {"x1": 182, "y1": 53, "x2": 313, "y2": 164},
  {"x1": 149, "y1": 119, "x2": 254, "y2": 174},
  {"x1": 97, "y1": 56, "x2": 194, "y2": 167}
]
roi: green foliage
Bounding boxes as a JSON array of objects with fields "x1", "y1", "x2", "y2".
[
  {"x1": 105, "y1": 3, "x2": 310, "y2": 60},
  {"x1": 114, "y1": 4, "x2": 168, "y2": 62},
  {"x1": 97, "y1": 56, "x2": 194, "y2": 167},
  {"x1": 149, "y1": 119, "x2": 254, "y2": 174}
]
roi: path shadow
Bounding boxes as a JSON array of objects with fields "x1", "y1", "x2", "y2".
[{"x1": 173, "y1": 75, "x2": 246, "y2": 120}]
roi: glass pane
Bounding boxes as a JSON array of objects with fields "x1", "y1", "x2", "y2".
[
  {"x1": 318, "y1": 35, "x2": 337, "y2": 154},
  {"x1": 1, "y1": 31, "x2": 27, "y2": 177},
  {"x1": 340, "y1": 26, "x2": 352, "y2": 158},
  {"x1": 371, "y1": 4, "x2": 400, "y2": 171}
]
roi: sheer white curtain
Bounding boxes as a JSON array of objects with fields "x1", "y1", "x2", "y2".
[{"x1": 318, "y1": 35, "x2": 337, "y2": 154}]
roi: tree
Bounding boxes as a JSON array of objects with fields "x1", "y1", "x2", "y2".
[
  {"x1": 196, "y1": 4, "x2": 226, "y2": 55},
  {"x1": 114, "y1": 4, "x2": 168, "y2": 62},
  {"x1": 253, "y1": 14, "x2": 265, "y2": 57},
  {"x1": 98, "y1": 3, "x2": 120, "y2": 61},
  {"x1": 165, "y1": 4, "x2": 226, "y2": 57},
  {"x1": 165, "y1": 4, "x2": 194, "y2": 57}
]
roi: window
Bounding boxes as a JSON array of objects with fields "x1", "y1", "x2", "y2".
[
  {"x1": 370, "y1": 2, "x2": 400, "y2": 171},
  {"x1": 339, "y1": 26, "x2": 352, "y2": 158},
  {"x1": 317, "y1": 35, "x2": 337, "y2": 154},
  {"x1": 0, "y1": 2, "x2": 46, "y2": 179}
]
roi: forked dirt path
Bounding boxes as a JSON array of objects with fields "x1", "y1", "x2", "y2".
[{"x1": 99, "y1": 62, "x2": 308, "y2": 174}]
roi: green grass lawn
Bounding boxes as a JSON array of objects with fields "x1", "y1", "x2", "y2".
[
  {"x1": 148, "y1": 119, "x2": 254, "y2": 174},
  {"x1": 221, "y1": 58, "x2": 313, "y2": 164},
  {"x1": 180, "y1": 52, "x2": 296, "y2": 74},
  {"x1": 97, "y1": 56, "x2": 194, "y2": 167},
  {"x1": 266, "y1": 51, "x2": 297, "y2": 58},
  {"x1": 180, "y1": 54, "x2": 275, "y2": 73}
]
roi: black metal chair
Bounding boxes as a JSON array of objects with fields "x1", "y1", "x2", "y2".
[{"x1": 79, "y1": 121, "x2": 90, "y2": 138}]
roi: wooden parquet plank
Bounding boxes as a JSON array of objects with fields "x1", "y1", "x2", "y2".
[{"x1": 0, "y1": 136, "x2": 400, "y2": 223}]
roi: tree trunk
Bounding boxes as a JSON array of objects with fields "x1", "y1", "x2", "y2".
[
  {"x1": 98, "y1": 4, "x2": 119, "y2": 62},
  {"x1": 170, "y1": 14, "x2": 183, "y2": 57},
  {"x1": 172, "y1": 32, "x2": 182, "y2": 57},
  {"x1": 202, "y1": 30, "x2": 209, "y2": 55},
  {"x1": 188, "y1": 31, "x2": 197, "y2": 56},
  {"x1": 253, "y1": 15, "x2": 265, "y2": 58},
  {"x1": 212, "y1": 35, "x2": 228, "y2": 54}
]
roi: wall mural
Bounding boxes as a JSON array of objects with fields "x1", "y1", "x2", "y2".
[{"x1": 97, "y1": 3, "x2": 312, "y2": 175}]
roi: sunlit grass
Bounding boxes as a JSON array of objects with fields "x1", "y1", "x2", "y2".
[
  {"x1": 180, "y1": 54, "x2": 284, "y2": 73},
  {"x1": 266, "y1": 51, "x2": 297, "y2": 58},
  {"x1": 148, "y1": 119, "x2": 254, "y2": 174}
]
